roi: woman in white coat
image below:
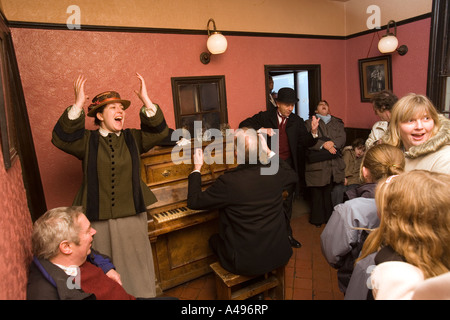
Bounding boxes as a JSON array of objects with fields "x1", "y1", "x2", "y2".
[{"x1": 382, "y1": 93, "x2": 450, "y2": 174}]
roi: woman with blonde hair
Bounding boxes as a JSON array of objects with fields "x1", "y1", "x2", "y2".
[
  {"x1": 321, "y1": 143, "x2": 405, "y2": 294},
  {"x1": 382, "y1": 93, "x2": 450, "y2": 173},
  {"x1": 346, "y1": 170, "x2": 450, "y2": 299}
]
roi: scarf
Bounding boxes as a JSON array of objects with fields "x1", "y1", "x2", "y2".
[{"x1": 315, "y1": 113, "x2": 332, "y2": 124}]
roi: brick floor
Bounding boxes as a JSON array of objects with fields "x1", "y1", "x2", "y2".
[{"x1": 162, "y1": 198, "x2": 344, "y2": 300}]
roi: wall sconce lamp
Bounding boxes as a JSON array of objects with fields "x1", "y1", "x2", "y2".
[
  {"x1": 378, "y1": 20, "x2": 408, "y2": 56},
  {"x1": 200, "y1": 19, "x2": 228, "y2": 64}
]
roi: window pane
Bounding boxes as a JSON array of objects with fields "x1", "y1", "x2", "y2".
[
  {"x1": 180, "y1": 114, "x2": 202, "y2": 137},
  {"x1": 178, "y1": 84, "x2": 197, "y2": 114},
  {"x1": 202, "y1": 112, "x2": 221, "y2": 131},
  {"x1": 200, "y1": 83, "x2": 220, "y2": 111}
]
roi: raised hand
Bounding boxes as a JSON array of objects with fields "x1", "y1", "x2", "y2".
[
  {"x1": 73, "y1": 75, "x2": 88, "y2": 109},
  {"x1": 134, "y1": 72, "x2": 153, "y2": 108},
  {"x1": 193, "y1": 148, "x2": 204, "y2": 171},
  {"x1": 310, "y1": 115, "x2": 319, "y2": 135}
]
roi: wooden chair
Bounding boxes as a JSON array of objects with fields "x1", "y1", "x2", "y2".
[{"x1": 210, "y1": 262, "x2": 285, "y2": 300}]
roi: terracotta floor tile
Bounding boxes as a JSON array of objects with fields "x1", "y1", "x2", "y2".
[
  {"x1": 294, "y1": 277, "x2": 312, "y2": 290},
  {"x1": 179, "y1": 287, "x2": 200, "y2": 300},
  {"x1": 292, "y1": 288, "x2": 313, "y2": 300},
  {"x1": 313, "y1": 290, "x2": 335, "y2": 300}
]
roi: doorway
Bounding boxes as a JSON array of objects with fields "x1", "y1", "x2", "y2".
[{"x1": 265, "y1": 65, "x2": 321, "y2": 120}]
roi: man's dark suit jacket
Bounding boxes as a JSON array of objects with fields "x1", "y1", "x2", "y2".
[
  {"x1": 239, "y1": 107, "x2": 316, "y2": 177},
  {"x1": 187, "y1": 163, "x2": 297, "y2": 276}
]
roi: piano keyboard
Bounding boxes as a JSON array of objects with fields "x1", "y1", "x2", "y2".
[{"x1": 152, "y1": 206, "x2": 204, "y2": 223}]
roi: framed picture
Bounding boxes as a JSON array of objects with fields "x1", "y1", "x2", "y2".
[{"x1": 358, "y1": 55, "x2": 392, "y2": 102}]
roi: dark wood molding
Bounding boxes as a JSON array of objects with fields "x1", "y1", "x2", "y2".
[
  {"x1": 345, "y1": 13, "x2": 432, "y2": 40},
  {"x1": 0, "y1": 14, "x2": 47, "y2": 221},
  {"x1": 7, "y1": 13, "x2": 431, "y2": 40},
  {"x1": 426, "y1": 0, "x2": 449, "y2": 113}
]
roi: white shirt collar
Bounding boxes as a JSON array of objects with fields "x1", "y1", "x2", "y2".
[
  {"x1": 277, "y1": 111, "x2": 289, "y2": 124},
  {"x1": 54, "y1": 263, "x2": 79, "y2": 277},
  {"x1": 99, "y1": 127, "x2": 121, "y2": 137}
]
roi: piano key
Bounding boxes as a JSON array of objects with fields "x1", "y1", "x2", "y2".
[{"x1": 152, "y1": 206, "x2": 204, "y2": 223}]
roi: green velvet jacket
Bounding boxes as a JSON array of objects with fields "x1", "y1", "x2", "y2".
[{"x1": 52, "y1": 105, "x2": 169, "y2": 221}]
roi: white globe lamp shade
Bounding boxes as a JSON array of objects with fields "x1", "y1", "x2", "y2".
[
  {"x1": 378, "y1": 35, "x2": 398, "y2": 53},
  {"x1": 207, "y1": 32, "x2": 228, "y2": 54}
]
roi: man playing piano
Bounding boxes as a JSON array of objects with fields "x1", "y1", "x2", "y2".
[{"x1": 187, "y1": 128, "x2": 297, "y2": 276}]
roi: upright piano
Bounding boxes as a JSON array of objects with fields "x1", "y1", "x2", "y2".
[{"x1": 141, "y1": 140, "x2": 236, "y2": 293}]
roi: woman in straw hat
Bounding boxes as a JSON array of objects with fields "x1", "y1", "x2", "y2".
[{"x1": 52, "y1": 73, "x2": 168, "y2": 298}]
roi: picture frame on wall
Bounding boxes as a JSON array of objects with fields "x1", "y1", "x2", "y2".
[{"x1": 358, "y1": 55, "x2": 392, "y2": 102}]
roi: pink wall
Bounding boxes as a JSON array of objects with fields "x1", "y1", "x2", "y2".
[
  {"x1": 345, "y1": 18, "x2": 431, "y2": 127},
  {"x1": 0, "y1": 155, "x2": 33, "y2": 300},
  {"x1": 10, "y1": 17, "x2": 430, "y2": 211}
]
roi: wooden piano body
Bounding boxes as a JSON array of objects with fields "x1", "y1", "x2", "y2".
[{"x1": 141, "y1": 140, "x2": 236, "y2": 293}]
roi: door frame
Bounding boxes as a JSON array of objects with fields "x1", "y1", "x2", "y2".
[{"x1": 264, "y1": 64, "x2": 322, "y2": 118}]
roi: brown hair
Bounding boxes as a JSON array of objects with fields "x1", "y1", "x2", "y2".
[
  {"x1": 371, "y1": 90, "x2": 398, "y2": 112},
  {"x1": 351, "y1": 138, "x2": 366, "y2": 150},
  {"x1": 358, "y1": 170, "x2": 450, "y2": 278}
]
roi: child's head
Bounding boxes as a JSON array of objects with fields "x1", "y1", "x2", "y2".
[
  {"x1": 360, "y1": 143, "x2": 404, "y2": 183},
  {"x1": 351, "y1": 138, "x2": 366, "y2": 158},
  {"x1": 374, "y1": 170, "x2": 450, "y2": 278}
]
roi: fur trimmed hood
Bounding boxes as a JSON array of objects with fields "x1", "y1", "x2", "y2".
[{"x1": 405, "y1": 115, "x2": 450, "y2": 159}]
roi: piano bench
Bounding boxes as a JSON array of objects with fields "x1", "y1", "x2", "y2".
[{"x1": 209, "y1": 262, "x2": 285, "y2": 300}]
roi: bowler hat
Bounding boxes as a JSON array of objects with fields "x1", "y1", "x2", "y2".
[
  {"x1": 87, "y1": 91, "x2": 131, "y2": 117},
  {"x1": 276, "y1": 87, "x2": 299, "y2": 104}
]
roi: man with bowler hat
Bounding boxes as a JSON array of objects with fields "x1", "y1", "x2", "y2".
[{"x1": 239, "y1": 87, "x2": 319, "y2": 248}]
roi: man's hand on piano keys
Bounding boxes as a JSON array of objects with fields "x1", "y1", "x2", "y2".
[{"x1": 193, "y1": 148, "x2": 204, "y2": 171}]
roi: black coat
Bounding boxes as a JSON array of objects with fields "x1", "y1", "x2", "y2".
[
  {"x1": 27, "y1": 258, "x2": 94, "y2": 300},
  {"x1": 187, "y1": 163, "x2": 297, "y2": 276},
  {"x1": 239, "y1": 107, "x2": 317, "y2": 176}
]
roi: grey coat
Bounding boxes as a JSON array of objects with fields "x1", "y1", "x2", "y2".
[
  {"x1": 321, "y1": 197, "x2": 379, "y2": 269},
  {"x1": 320, "y1": 191, "x2": 379, "y2": 292},
  {"x1": 344, "y1": 252, "x2": 376, "y2": 300},
  {"x1": 304, "y1": 116, "x2": 346, "y2": 187}
]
